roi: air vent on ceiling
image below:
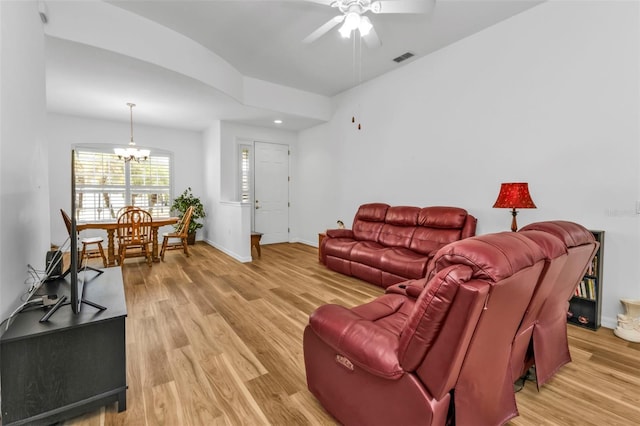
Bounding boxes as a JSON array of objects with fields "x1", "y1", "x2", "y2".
[{"x1": 393, "y1": 52, "x2": 415, "y2": 63}]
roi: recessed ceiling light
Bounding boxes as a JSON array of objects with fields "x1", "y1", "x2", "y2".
[{"x1": 274, "y1": 119, "x2": 283, "y2": 124}]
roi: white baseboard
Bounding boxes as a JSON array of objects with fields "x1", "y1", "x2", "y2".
[{"x1": 203, "y1": 239, "x2": 252, "y2": 263}]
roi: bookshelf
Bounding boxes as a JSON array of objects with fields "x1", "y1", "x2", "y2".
[{"x1": 568, "y1": 230, "x2": 604, "y2": 330}]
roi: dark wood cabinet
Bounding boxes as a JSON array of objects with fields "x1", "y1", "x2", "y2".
[
  {"x1": 568, "y1": 230, "x2": 604, "y2": 330},
  {"x1": 0, "y1": 267, "x2": 127, "y2": 425}
]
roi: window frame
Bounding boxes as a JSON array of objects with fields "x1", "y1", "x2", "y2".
[
  {"x1": 73, "y1": 144, "x2": 174, "y2": 222},
  {"x1": 238, "y1": 143, "x2": 253, "y2": 204}
]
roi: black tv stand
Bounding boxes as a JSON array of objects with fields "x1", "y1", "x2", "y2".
[
  {"x1": 82, "y1": 298, "x2": 108, "y2": 311},
  {"x1": 39, "y1": 296, "x2": 106, "y2": 323},
  {"x1": 41, "y1": 266, "x2": 107, "y2": 322},
  {"x1": 1, "y1": 267, "x2": 127, "y2": 425},
  {"x1": 39, "y1": 294, "x2": 68, "y2": 322},
  {"x1": 62, "y1": 263, "x2": 104, "y2": 278}
]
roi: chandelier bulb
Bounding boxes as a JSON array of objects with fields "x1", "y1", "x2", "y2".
[
  {"x1": 352, "y1": 116, "x2": 355, "y2": 123},
  {"x1": 358, "y1": 123, "x2": 361, "y2": 130}
]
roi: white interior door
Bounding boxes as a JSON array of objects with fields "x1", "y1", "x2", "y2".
[{"x1": 253, "y1": 142, "x2": 289, "y2": 244}]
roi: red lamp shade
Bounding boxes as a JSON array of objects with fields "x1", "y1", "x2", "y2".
[{"x1": 493, "y1": 182, "x2": 536, "y2": 231}]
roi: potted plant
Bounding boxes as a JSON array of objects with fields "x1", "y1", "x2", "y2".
[{"x1": 171, "y1": 187, "x2": 206, "y2": 245}]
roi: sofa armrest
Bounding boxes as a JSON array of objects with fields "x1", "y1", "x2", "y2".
[
  {"x1": 326, "y1": 228, "x2": 354, "y2": 239},
  {"x1": 309, "y1": 304, "x2": 403, "y2": 380}
]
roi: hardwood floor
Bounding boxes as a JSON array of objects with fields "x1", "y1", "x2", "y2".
[{"x1": 64, "y1": 242, "x2": 640, "y2": 426}]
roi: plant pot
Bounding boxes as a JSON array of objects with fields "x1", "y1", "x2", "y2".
[{"x1": 187, "y1": 231, "x2": 196, "y2": 245}]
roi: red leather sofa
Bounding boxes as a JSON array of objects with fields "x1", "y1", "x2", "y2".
[
  {"x1": 320, "y1": 203, "x2": 477, "y2": 288},
  {"x1": 305, "y1": 231, "x2": 553, "y2": 426}
]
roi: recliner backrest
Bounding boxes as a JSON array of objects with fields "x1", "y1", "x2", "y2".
[
  {"x1": 519, "y1": 221, "x2": 598, "y2": 304},
  {"x1": 398, "y1": 264, "x2": 488, "y2": 400},
  {"x1": 518, "y1": 220, "x2": 599, "y2": 385},
  {"x1": 416, "y1": 232, "x2": 546, "y2": 426},
  {"x1": 397, "y1": 232, "x2": 547, "y2": 419},
  {"x1": 509, "y1": 229, "x2": 568, "y2": 382},
  {"x1": 352, "y1": 203, "x2": 389, "y2": 241}
]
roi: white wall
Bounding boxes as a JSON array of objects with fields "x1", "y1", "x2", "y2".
[
  {"x1": 0, "y1": 1, "x2": 50, "y2": 320},
  {"x1": 47, "y1": 113, "x2": 204, "y2": 245},
  {"x1": 292, "y1": 1, "x2": 640, "y2": 328},
  {"x1": 213, "y1": 201, "x2": 252, "y2": 262},
  {"x1": 203, "y1": 120, "x2": 222, "y2": 244}
]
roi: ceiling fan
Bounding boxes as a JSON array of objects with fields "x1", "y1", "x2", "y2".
[{"x1": 303, "y1": 0, "x2": 434, "y2": 48}]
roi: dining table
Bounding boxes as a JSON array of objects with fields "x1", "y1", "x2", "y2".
[{"x1": 77, "y1": 217, "x2": 179, "y2": 266}]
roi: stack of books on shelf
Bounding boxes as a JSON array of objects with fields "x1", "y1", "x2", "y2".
[{"x1": 575, "y1": 277, "x2": 597, "y2": 300}]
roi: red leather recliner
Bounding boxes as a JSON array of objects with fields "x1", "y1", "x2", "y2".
[
  {"x1": 304, "y1": 231, "x2": 551, "y2": 426},
  {"x1": 509, "y1": 229, "x2": 568, "y2": 383},
  {"x1": 517, "y1": 221, "x2": 599, "y2": 386}
]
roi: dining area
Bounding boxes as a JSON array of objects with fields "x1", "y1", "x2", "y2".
[{"x1": 68, "y1": 206, "x2": 194, "y2": 267}]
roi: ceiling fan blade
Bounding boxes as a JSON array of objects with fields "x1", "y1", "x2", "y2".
[
  {"x1": 362, "y1": 25, "x2": 381, "y2": 49},
  {"x1": 302, "y1": 0, "x2": 336, "y2": 5},
  {"x1": 372, "y1": 0, "x2": 434, "y2": 14},
  {"x1": 303, "y1": 15, "x2": 344, "y2": 44}
]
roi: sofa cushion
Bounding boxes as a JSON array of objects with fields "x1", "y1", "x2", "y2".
[
  {"x1": 352, "y1": 203, "x2": 389, "y2": 242},
  {"x1": 418, "y1": 206, "x2": 468, "y2": 228},
  {"x1": 380, "y1": 248, "x2": 431, "y2": 279},
  {"x1": 385, "y1": 206, "x2": 420, "y2": 225},
  {"x1": 377, "y1": 206, "x2": 420, "y2": 249},
  {"x1": 353, "y1": 219, "x2": 385, "y2": 242},
  {"x1": 324, "y1": 238, "x2": 359, "y2": 259},
  {"x1": 379, "y1": 224, "x2": 417, "y2": 249},
  {"x1": 351, "y1": 241, "x2": 388, "y2": 267},
  {"x1": 309, "y1": 301, "x2": 407, "y2": 379},
  {"x1": 352, "y1": 293, "x2": 416, "y2": 335},
  {"x1": 356, "y1": 203, "x2": 390, "y2": 221},
  {"x1": 410, "y1": 228, "x2": 461, "y2": 255}
]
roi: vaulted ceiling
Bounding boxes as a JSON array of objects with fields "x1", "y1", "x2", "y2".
[{"x1": 44, "y1": 0, "x2": 543, "y2": 131}]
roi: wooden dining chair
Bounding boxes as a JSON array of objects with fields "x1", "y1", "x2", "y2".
[
  {"x1": 115, "y1": 205, "x2": 136, "y2": 219},
  {"x1": 116, "y1": 207, "x2": 153, "y2": 266},
  {"x1": 60, "y1": 209, "x2": 107, "y2": 267},
  {"x1": 160, "y1": 205, "x2": 194, "y2": 260}
]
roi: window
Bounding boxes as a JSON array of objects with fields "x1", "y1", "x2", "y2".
[
  {"x1": 74, "y1": 147, "x2": 172, "y2": 221},
  {"x1": 239, "y1": 144, "x2": 252, "y2": 203}
]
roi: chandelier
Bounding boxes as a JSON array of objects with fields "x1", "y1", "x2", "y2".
[{"x1": 114, "y1": 103, "x2": 150, "y2": 163}]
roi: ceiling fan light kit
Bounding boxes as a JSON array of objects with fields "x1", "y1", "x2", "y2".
[{"x1": 304, "y1": 0, "x2": 432, "y2": 46}]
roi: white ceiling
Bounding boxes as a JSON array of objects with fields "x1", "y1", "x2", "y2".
[{"x1": 44, "y1": 0, "x2": 544, "y2": 131}]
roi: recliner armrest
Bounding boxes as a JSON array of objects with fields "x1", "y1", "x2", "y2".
[
  {"x1": 385, "y1": 278, "x2": 428, "y2": 298},
  {"x1": 309, "y1": 304, "x2": 403, "y2": 380},
  {"x1": 326, "y1": 228, "x2": 354, "y2": 239}
]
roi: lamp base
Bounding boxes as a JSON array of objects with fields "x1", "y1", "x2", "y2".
[{"x1": 510, "y1": 208, "x2": 519, "y2": 232}]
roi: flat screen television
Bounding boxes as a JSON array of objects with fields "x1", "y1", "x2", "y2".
[
  {"x1": 40, "y1": 150, "x2": 105, "y2": 322},
  {"x1": 70, "y1": 149, "x2": 82, "y2": 313}
]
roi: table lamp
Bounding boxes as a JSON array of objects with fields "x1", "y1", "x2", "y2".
[{"x1": 492, "y1": 182, "x2": 536, "y2": 232}]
